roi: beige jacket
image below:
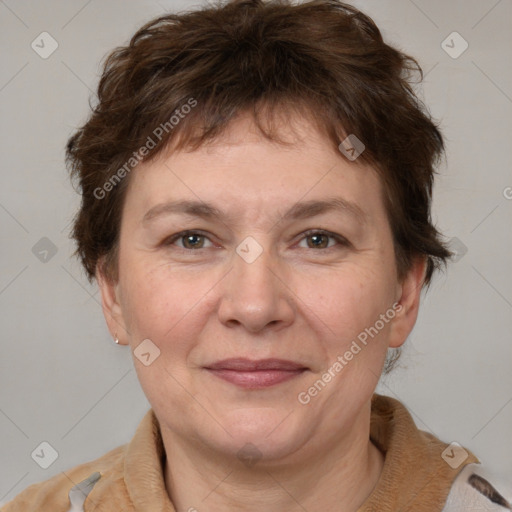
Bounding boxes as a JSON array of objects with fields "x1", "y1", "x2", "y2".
[{"x1": 3, "y1": 394, "x2": 509, "y2": 511}]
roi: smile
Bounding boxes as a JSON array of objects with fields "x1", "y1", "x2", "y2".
[
  {"x1": 204, "y1": 358, "x2": 308, "y2": 389},
  {"x1": 207, "y1": 368, "x2": 307, "y2": 388}
]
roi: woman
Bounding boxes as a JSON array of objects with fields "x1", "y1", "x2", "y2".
[{"x1": 3, "y1": 0, "x2": 510, "y2": 510}]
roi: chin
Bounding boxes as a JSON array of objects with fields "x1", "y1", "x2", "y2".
[{"x1": 207, "y1": 407, "x2": 310, "y2": 464}]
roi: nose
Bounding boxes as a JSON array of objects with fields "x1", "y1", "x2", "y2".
[{"x1": 217, "y1": 241, "x2": 295, "y2": 333}]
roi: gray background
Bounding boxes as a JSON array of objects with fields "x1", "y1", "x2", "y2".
[{"x1": 1, "y1": 0, "x2": 511, "y2": 505}]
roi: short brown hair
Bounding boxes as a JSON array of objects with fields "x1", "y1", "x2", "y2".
[{"x1": 66, "y1": 0, "x2": 451, "y2": 288}]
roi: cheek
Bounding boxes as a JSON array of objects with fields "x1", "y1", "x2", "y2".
[
  {"x1": 119, "y1": 262, "x2": 221, "y2": 362},
  {"x1": 311, "y1": 265, "x2": 392, "y2": 326},
  {"x1": 299, "y1": 264, "x2": 397, "y2": 371},
  {"x1": 120, "y1": 269, "x2": 208, "y2": 411},
  {"x1": 120, "y1": 264, "x2": 190, "y2": 342}
]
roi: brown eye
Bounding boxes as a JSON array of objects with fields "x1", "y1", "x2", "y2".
[
  {"x1": 298, "y1": 230, "x2": 349, "y2": 251},
  {"x1": 181, "y1": 233, "x2": 205, "y2": 249},
  {"x1": 306, "y1": 233, "x2": 330, "y2": 249},
  {"x1": 165, "y1": 231, "x2": 213, "y2": 250}
]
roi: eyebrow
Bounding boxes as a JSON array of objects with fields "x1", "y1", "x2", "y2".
[{"x1": 142, "y1": 197, "x2": 367, "y2": 226}]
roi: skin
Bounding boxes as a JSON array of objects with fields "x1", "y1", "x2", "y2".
[{"x1": 97, "y1": 111, "x2": 426, "y2": 511}]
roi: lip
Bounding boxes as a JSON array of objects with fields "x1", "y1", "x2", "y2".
[
  {"x1": 206, "y1": 358, "x2": 306, "y2": 371},
  {"x1": 205, "y1": 358, "x2": 308, "y2": 389}
]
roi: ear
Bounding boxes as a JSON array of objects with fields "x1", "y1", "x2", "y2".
[
  {"x1": 388, "y1": 256, "x2": 427, "y2": 349},
  {"x1": 96, "y1": 258, "x2": 129, "y2": 345}
]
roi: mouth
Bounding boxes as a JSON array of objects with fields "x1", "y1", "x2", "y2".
[{"x1": 204, "y1": 358, "x2": 308, "y2": 389}]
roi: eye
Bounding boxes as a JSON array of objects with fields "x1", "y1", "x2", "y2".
[
  {"x1": 163, "y1": 229, "x2": 349, "y2": 252},
  {"x1": 297, "y1": 230, "x2": 349, "y2": 250},
  {"x1": 164, "y1": 231, "x2": 214, "y2": 250}
]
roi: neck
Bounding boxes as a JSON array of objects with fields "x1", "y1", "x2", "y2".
[{"x1": 162, "y1": 403, "x2": 384, "y2": 512}]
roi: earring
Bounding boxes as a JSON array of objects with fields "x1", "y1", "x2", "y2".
[{"x1": 114, "y1": 333, "x2": 120, "y2": 344}]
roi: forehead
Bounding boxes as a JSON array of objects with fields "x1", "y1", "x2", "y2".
[{"x1": 125, "y1": 112, "x2": 385, "y2": 225}]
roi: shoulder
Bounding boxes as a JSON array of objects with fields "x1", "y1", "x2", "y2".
[
  {"x1": 1, "y1": 444, "x2": 126, "y2": 512},
  {"x1": 443, "y1": 463, "x2": 512, "y2": 511}
]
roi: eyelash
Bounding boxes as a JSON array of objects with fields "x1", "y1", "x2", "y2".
[{"x1": 163, "y1": 229, "x2": 350, "y2": 252}]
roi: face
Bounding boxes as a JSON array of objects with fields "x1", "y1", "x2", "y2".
[{"x1": 98, "y1": 112, "x2": 425, "y2": 465}]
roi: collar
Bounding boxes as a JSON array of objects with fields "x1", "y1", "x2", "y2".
[
  {"x1": 123, "y1": 408, "x2": 176, "y2": 511},
  {"x1": 116, "y1": 394, "x2": 478, "y2": 511},
  {"x1": 358, "y1": 394, "x2": 479, "y2": 511}
]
